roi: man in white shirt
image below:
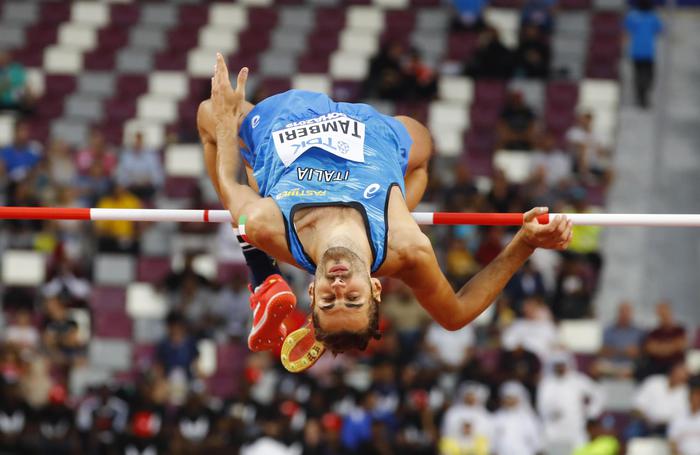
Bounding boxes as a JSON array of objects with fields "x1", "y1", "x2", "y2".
[
  {"x1": 441, "y1": 382, "x2": 495, "y2": 443},
  {"x1": 116, "y1": 131, "x2": 164, "y2": 200},
  {"x1": 530, "y1": 132, "x2": 574, "y2": 188},
  {"x1": 634, "y1": 361, "x2": 689, "y2": 434},
  {"x1": 537, "y1": 351, "x2": 604, "y2": 451},
  {"x1": 425, "y1": 321, "x2": 475, "y2": 370},
  {"x1": 669, "y1": 376, "x2": 700, "y2": 455},
  {"x1": 493, "y1": 381, "x2": 544, "y2": 455},
  {"x1": 501, "y1": 297, "x2": 558, "y2": 361},
  {"x1": 565, "y1": 111, "x2": 611, "y2": 186}
]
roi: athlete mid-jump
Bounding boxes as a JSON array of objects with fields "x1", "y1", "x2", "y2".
[{"x1": 198, "y1": 54, "x2": 572, "y2": 355}]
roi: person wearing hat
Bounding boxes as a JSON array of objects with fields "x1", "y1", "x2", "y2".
[
  {"x1": 668, "y1": 375, "x2": 700, "y2": 455},
  {"x1": 492, "y1": 381, "x2": 544, "y2": 455}
]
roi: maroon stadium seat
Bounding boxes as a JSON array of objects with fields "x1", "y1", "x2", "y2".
[
  {"x1": 91, "y1": 287, "x2": 127, "y2": 312},
  {"x1": 116, "y1": 74, "x2": 148, "y2": 98},
  {"x1": 40, "y1": 2, "x2": 71, "y2": 24},
  {"x1": 315, "y1": 7, "x2": 347, "y2": 32},
  {"x1": 154, "y1": 48, "x2": 188, "y2": 71},
  {"x1": 298, "y1": 55, "x2": 330, "y2": 73},
  {"x1": 178, "y1": 4, "x2": 209, "y2": 27},
  {"x1": 469, "y1": 103, "x2": 501, "y2": 130},
  {"x1": 448, "y1": 31, "x2": 479, "y2": 61},
  {"x1": 332, "y1": 80, "x2": 362, "y2": 103},
  {"x1": 84, "y1": 50, "x2": 117, "y2": 71},
  {"x1": 136, "y1": 257, "x2": 171, "y2": 284},
  {"x1": 133, "y1": 344, "x2": 157, "y2": 371},
  {"x1": 217, "y1": 263, "x2": 248, "y2": 284},
  {"x1": 164, "y1": 176, "x2": 199, "y2": 199},
  {"x1": 93, "y1": 308, "x2": 133, "y2": 339},
  {"x1": 545, "y1": 81, "x2": 579, "y2": 109},
  {"x1": 559, "y1": 0, "x2": 592, "y2": 9},
  {"x1": 104, "y1": 97, "x2": 136, "y2": 122},
  {"x1": 111, "y1": 3, "x2": 141, "y2": 26},
  {"x1": 465, "y1": 129, "x2": 497, "y2": 155},
  {"x1": 473, "y1": 80, "x2": 507, "y2": 108},
  {"x1": 248, "y1": 7, "x2": 278, "y2": 29}
]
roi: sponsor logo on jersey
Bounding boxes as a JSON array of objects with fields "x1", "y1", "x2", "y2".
[
  {"x1": 251, "y1": 115, "x2": 261, "y2": 129},
  {"x1": 296, "y1": 167, "x2": 350, "y2": 182},
  {"x1": 275, "y1": 188, "x2": 328, "y2": 200},
  {"x1": 363, "y1": 183, "x2": 381, "y2": 199}
]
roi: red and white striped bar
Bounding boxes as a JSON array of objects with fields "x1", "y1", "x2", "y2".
[{"x1": 1, "y1": 207, "x2": 700, "y2": 227}]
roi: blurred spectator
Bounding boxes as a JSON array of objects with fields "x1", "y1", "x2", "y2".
[
  {"x1": 94, "y1": 183, "x2": 142, "y2": 254},
  {"x1": 169, "y1": 274, "x2": 214, "y2": 335},
  {"x1": 171, "y1": 386, "x2": 223, "y2": 454},
  {"x1": 445, "y1": 238, "x2": 479, "y2": 286},
  {"x1": 123, "y1": 379, "x2": 168, "y2": 455},
  {"x1": 573, "y1": 418, "x2": 621, "y2": 455},
  {"x1": 363, "y1": 42, "x2": 409, "y2": 101},
  {"x1": 19, "y1": 355, "x2": 52, "y2": 408},
  {"x1": 642, "y1": 300, "x2": 687, "y2": 377},
  {"x1": 565, "y1": 189, "x2": 603, "y2": 270},
  {"x1": 0, "y1": 346, "x2": 22, "y2": 384},
  {"x1": 504, "y1": 260, "x2": 546, "y2": 315},
  {"x1": 395, "y1": 388, "x2": 437, "y2": 455},
  {"x1": 464, "y1": 26, "x2": 514, "y2": 79},
  {"x1": 496, "y1": 343, "x2": 542, "y2": 401},
  {"x1": 487, "y1": 169, "x2": 518, "y2": 213},
  {"x1": 4, "y1": 308, "x2": 40, "y2": 355},
  {"x1": 492, "y1": 381, "x2": 543, "y2": 455},
  {"x1": 0, "y1": 50, "x2": 36, "y2": 113},
  {"x1": 405, "y1": 49, "x2": 438, "y2": 100},
  {"x1": 116, "y1": 131, "x2": 164, "y2": 201},
  {"x1": 552, "y1": 254, "x2": 595, "y2": 319},
  {"x1": 32, "y1": 384, "x2": 79, "y2": 455},
  {"x1": 566, "y1": 111, "x2": 611, "y2": 186},
  {"x1": 475, "y1": 226, "x2": 505, "y2": 267},
  {"x1": 529, "y1": 132, "x2": 574, "y2": 188},
  {"x1": 595, "y1": 301, "x2": 644, "y2": 379},
  {"x1": 0, "y1": 380, "x2": 32, "y2": 453},
  {"x1": 163, "y1": 252, "x2": 211, "y2": 293},
  {"x1": 0, "y1": 120, "x2": 41, "y2": 184},
  {"x1": 156, "y1": 312, "x2": 199, "y2": 380},
  {"x1": 42, "y1": 262, "x2": 91, "y2": 304},
  {"x1": 520, "y1": 0, "x2": 556, "y2": 34},
  {"x1": 41, "y1": 297, "x2": 87, "y2": 372},
  {"x1": 424, "y1": 321, "x2": 475, "y2": 371},
  {"x1": 439, "y1": 417, "x2": 490, "y2": 455},
  {"x1": 632, "y1": 361, "x2": 689, "y2": 436},
  {"x1": 624, "y1": 0, "x2": 663, "y2": 108},
  {"x1": 501, "y1": 297, "x2": 558, "y2": 361},
  {"x1": 515, "y1": 24, "x2": 551, "y2": 79},
  {"x1": 382, "y1": 283, "x2": 431, "y2": 363},
  {"x1": 497, "y1": 90, "x2": 537, "y2": 150},
  {"x1": 75, "y1": 128, "x2": 117, "y2": 177},
  {"x1": 441, "y1": 382, "x2": 494, "y2": 446},
  {"x1": 341, "y1": 391, "x2": 376, "y2": 452},
  {"x1": 46, "y1": 139, "x2": 77, "y2": 188},
  {"x1": 210, "y1": 274, "x2": 251, "y2": 340},
  {"x1": 537, "y1": 351, "x2": 604, "y2": 451},
  {"x1": 668, "y1": 376, "x2": 700, "y2": 455},
  {"x1": 75, "y1": 161, "x2": 112, "y2": 207},
  {"x1": 76, "y1": 384, "x2": 129, "y2": 455},
  {"x1": 450, "y1": 0, "x2": 487, "y2": 30},
  {"x1": 442, "y1": 166, "x2": 478, "y2": 212},
  {"x1": 242, "y1": 413, "x2": 296, "y2": 455}
]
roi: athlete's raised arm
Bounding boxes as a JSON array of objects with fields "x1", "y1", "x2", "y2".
[
  {"x1": 397, "y1": 207, "x2": 573, "y2": 330},
  {"x1": 209, "y1": 53, "x2": 261, "y2": 226}
]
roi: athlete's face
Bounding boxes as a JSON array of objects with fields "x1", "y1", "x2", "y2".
[{"x1": 309, "y1": 247, "x2": 381, "y2": 333}]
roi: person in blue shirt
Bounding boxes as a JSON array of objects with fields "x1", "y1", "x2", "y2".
[
  {"x1": 624, "y1": 0, "x2": 663, "y2": 108},
  {"x1": 0, "y1": 120, "x2": 41, "y2": 184}
]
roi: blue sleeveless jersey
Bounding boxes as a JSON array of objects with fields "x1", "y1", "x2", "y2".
[{"x1": 239, "y1": 90, "x2": 412, "y2": 274}]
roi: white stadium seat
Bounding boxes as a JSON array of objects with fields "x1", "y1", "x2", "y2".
[
  {"x1": 26, "y1": 68, "x2": 45, "y2": 97},
  {"x1": 209, "y1": 3, "x2": 248, "y2": 28},
  {"x1": 579, "y1": 79, "x2": 621, "y2": 110},
  {"x1": 197, "y1": 339, "x2": 217, "y2": 377},
  {"x1": 347, "y1": 6, "x2": 385, "y2": 32},
  {"x1": 58, "y1": 23, "x2": 96, "y2": 50},
  {"x1": 89, "y1": 339, "x2": 132, "y2": 371},
  {"x1": 600, "y1": 379, "x2": 636, "y2": 411},
  {"x1": 493, "y1": 150, "x2": 533, "y2": 183},
  {"x1": 627, "y1": 438, "x2": 670, "y2": 455},
  {"x1": 292, "y1": 74, "x2": 331, "y2": 95},
  {"x1": 136, "y1": 95, "x2": 178, "y2": 123},
  {"x1": 438, "y1": 75, "x2": 474, "y2": 104},
  {"x1": 188, "y1": 48, "x2": 222, "y2": 77},
  {"x1": 484, "y1": 8, "x2": 519, "y2": 48},
  {"x1": 558, "y1": 319, "x2": 603, "y2": 353},
  {"x1": 123, "y1": 120, "x2": 165, "y2": 149},
  {"x1": 72, "y1": 1, "x2": 109, "y2": 27},
  {"x1": 94, "y1": 254, "x2": 135, "y2": 286},
  {"x1": 339, "y1": 29, "x2": 380, "y2": 56},
  {"x1": 687, "y1": 349, "x2": 700, "y2": 374},
  {"x1": 149, "y1": 72, "x2": 188, "y2": 99},
  {"x1": 126, "y1": 283, "x2": 168, "y2": 319},
  {"x1": 330, "y1": 51, "x2": 369, "y2": 80},
  {"x1": 2, "y1": 250, "x2": 45, "y2": 286},
  {"x1": 44, "y1": 46, "x2": 83, "y2": 73},
  {"x1": 0, "y1": 114, "x2": 16, "y2": 146},
  {"x1": 428, "y1": 101, "x2": 469, "y2": 130},
  {"x1": 431, "y1": 127, "x2": 463, "y2": 157},
  {"x1": 373, "y1": 0, "x2": 409, "y2": 8},
  {"x1": 199, "y1": 25, "x2": 240, "y2": 53},
  {"x1": 165, "y1": 144, "x2": 205, "y2": 177},
  {"x1": 192, "y1": 254, "x2": 218, "y2": 281}
]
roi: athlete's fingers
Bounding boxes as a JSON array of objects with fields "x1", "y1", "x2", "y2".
[
  {"x1": 236, "y1": 67, "x2": 248, "y2": 99},
  {"x1": 215, "y1": 53, "x2": 229, "y2": 88},
  {"x1": 523, "y1": 206, "x2": 548, "y2": 224}
]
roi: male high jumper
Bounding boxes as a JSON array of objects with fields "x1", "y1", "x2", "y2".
[{"x1": 198, "y1": 54, "x2": 572, "y2": 356}]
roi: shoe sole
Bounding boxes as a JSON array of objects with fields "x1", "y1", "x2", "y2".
[{"x1": 248, "y1": 291, "x2": 296, "y2": 351}]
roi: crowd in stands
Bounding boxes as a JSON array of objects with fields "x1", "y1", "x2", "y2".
[{"x1": 0, "y1": 0, "x2": 691, "y2": 454}]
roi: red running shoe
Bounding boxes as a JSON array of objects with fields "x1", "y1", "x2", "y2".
[{"x1": 248, "y1": 274, "x2": 296, "y2": 352}]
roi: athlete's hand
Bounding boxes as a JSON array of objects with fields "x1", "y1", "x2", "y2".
[
  {"x1": 517, "y1": 207, "x2": 573, "y2": 251},
  {"x1": 211, "y1": 53, "x2": 248, "y2": 128}
]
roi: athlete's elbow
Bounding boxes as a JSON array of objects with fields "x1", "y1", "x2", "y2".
[{"x1": 439, "y1": 316, "x2": 471, "y2": 332}]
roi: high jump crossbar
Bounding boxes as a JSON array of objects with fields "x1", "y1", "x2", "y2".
[{"x1": 1, "y1": 207, "x2": 700, "y2": 227}]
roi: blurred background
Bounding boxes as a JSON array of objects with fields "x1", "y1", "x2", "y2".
[{"x1": 0, "y1": 0, "x2": 699, "y2": 454}]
